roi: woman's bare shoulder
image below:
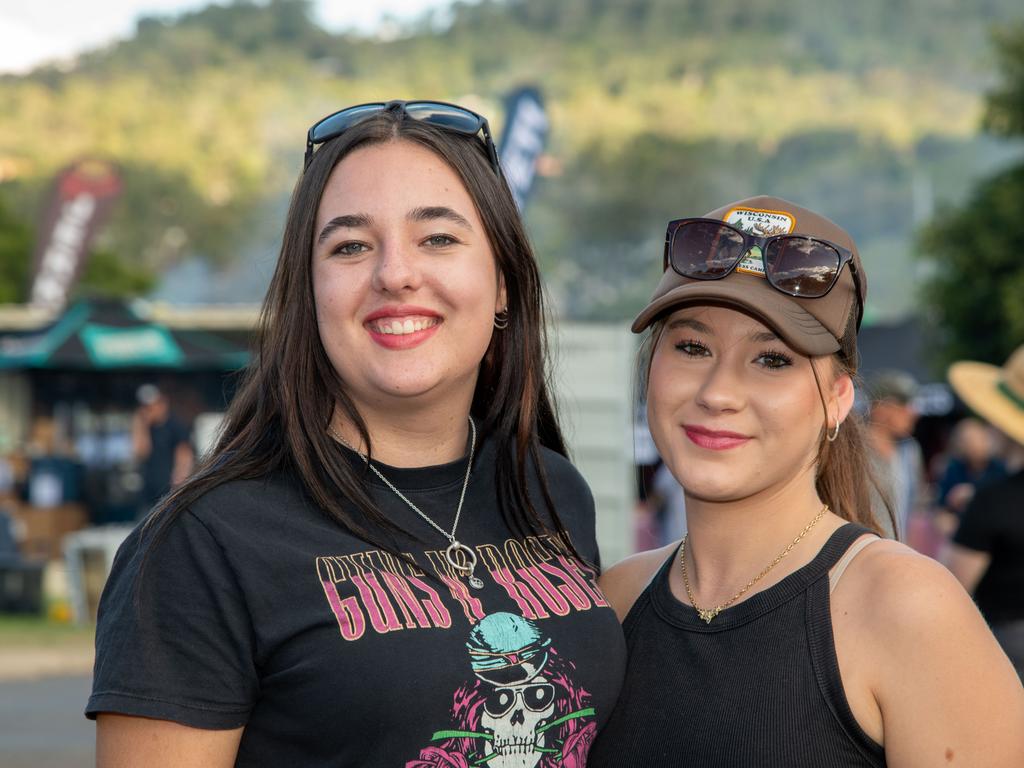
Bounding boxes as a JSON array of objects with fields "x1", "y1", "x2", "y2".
[
  {"x1": 599, "y1": 542, "x2": 678, "y2": 623},
  {"x1": 839, "y1": 539, "x2": 1024, "y2": 763}
]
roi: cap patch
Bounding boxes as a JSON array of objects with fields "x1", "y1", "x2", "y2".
[{"x1": 724, "y1": 206, "x2": 796, "y2": 279}]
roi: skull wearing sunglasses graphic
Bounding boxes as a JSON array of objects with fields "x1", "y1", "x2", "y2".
[
  {"x1": 468, "y1": 613, "x2": 555, "y2": 768},
  {"x1": 480, "y1": 677, "x2": 556, "y2": 766}
]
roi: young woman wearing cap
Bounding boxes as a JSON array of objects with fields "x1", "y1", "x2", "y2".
[
  {"x1": 588, "y1": 196, "x2": 1024, "y2": 766},
  {"x1": 88, "y1": 102, "x2": 625, "y2": 767}
]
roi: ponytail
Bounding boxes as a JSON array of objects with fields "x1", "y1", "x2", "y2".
[{"x1": 814, "y1": 357, "x2": 897, "y2": 537}]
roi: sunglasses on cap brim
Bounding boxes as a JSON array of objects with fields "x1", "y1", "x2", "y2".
[
  {"x1": 303, "y1": 99, "x2": 502, "y2": 176},
  {"x1": 664, "y1": 217, "x2": 865, "y2": 329}
]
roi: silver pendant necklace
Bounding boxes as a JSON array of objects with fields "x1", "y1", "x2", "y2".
[{"x1": 328, "y1": 416, "x2": 484, "y2": 590}]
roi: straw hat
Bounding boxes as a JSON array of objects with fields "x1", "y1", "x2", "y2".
[{"x1": 948, "y1": 344, "x2": 1024, "y2": 447}]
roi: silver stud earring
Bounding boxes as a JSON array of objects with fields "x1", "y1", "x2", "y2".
[{"x1": 493, "y1": 309, "x2": 509, "y2": 330}]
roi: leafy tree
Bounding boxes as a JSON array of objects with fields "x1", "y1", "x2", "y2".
[
  {"x1": 0, "y1": 195, "x2": 32, "y2": 303},
  {"x1": 919, "y1": 23, "x2": 1024, "y2": 366},
  {"x1": 1, "y1": 0, "x2": 1022, "y2": 311},
  {"x1": 78, "y1": 249, "x2": 156, "y2": 299}
]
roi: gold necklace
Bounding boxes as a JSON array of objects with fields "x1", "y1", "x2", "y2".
[{"x1": 680, "y1": 503, "x2": 829, "y2": 624}]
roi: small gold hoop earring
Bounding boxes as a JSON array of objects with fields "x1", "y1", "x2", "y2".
[
  {"x1": 827, "y1": 421, "x2": 841, "y2": 442},
  {"x1": 493, "y1": 309, "x2": 509, "y2": 330}
]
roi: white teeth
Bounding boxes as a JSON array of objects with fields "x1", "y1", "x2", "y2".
[{"x1": 372, "y1": 317, "x2": 438, "y2": 336}]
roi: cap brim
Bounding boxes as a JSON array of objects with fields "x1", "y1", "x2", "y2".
[
  {"x1": 631, "y1": 273, "x2": 841, "y2": 357},
  {"x1": 948, "y1": 362, "x2": 1024, "y2": 447}
]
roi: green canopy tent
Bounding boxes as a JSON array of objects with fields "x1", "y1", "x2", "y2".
[
  {"x1": 0, "y1": 298, "x2": 250, "y2": 371},
  {"x1": 0, "y1": 299, "x2": 252, "y2": 524}
]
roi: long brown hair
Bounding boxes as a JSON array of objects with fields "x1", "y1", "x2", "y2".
[
  {"x1": 146, "y1": 108, "x2": 573, "y2": 559},
  {"x1": 811, "y1": 355, "x2": 896, "y2": 536},
  {"x1": 638, "y1": 317, "x2": 896, "y2": 536}
]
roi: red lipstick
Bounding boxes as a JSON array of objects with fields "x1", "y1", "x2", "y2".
[{"x1": 364, "y1": 305, "x2": 442, "y2": 350}]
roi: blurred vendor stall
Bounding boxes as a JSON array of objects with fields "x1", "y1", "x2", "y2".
[{"x1": 0, "y1": 298, "x2": 254, "y2": 546}]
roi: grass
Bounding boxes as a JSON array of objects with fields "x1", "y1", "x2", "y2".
[{"x1": 0, "y1": 614, "x2": 95, "y2": 649}]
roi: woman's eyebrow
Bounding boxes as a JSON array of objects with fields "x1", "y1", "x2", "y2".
[
  {"x1": 750, "y1": 330, "x2": 780, "y2": 343},
  {"x1": 317, "y1": 213, "x2": 372, "y2": 244},
  {"x1": 666, "y1": 318, "x2": 712, "y2": 334},
  {"x1": 408, "y1": 205, "x2": 473, "y2": 230}
]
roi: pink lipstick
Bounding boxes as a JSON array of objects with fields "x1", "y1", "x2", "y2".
[{"x1": 683, "y1": 425, "x2": 751, "y2": 451}]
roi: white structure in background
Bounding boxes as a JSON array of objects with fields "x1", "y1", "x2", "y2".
[{"x1": 550, "y1": 322, "x2": 635, "y2": 568}]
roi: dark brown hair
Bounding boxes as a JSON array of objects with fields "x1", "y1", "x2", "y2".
[
  {"x1": 146, "y1": 109, "x2": 574, "y2": 560},
  {"x1": 638, "y1": 316, "x2": 896, "y2": 536}
]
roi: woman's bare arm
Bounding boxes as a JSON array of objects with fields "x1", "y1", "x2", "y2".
[
  {"x1": 96, "y1": 714, "x2": 244, "y2": 768},
  {"x1": 859, "y1": 549, "x2": 1024, "y2": 767},
  {"x1": 598, "y1": 543, "x2": 676, "y2": 623}
]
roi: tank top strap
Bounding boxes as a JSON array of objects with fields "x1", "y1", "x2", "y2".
[{"x1": 807, "y1": 522, "x2": 877, "y2": 577}]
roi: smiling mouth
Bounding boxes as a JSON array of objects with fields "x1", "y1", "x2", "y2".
[
  {"x1": 368, "y1": 316, "x2": 441, "y2": 336},
  {"x1": 683, "y1": 426, "x2": 751, "y2": 451}
]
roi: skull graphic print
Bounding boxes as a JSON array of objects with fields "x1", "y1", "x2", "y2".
[{"x1": 406, "y1": 613, "x2": 597, "y2": 768}]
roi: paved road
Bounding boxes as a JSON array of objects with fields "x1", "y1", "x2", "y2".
[{"x1": 0, "y1": 674, "x2": 93, "y2": 768}]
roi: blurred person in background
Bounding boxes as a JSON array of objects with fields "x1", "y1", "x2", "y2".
[
  {"x1": 88, "y1": 101, "x2": 625, "y2": 767},
  {"x1": 934, "y1": 417, "x2": 1007, "y2": 534},
  {"x1": 945, "y1": 345, "x2": 1024, "y2": 681},
  {"x1": 650, "y1": 459, "x2": 687, "y2": 546},
  {"x1": 866, "y1": 370, "x2": 927, "y2": 540},
  {"x1": 131, "y1": 383, "x2": 194, "y2": 517},
  {"x1": 590, "y1": 196, "x2": 1024, "y2": 766}
]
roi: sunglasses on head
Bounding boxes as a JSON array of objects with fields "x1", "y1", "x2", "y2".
[
  {"x1": 304, "y1": 99, "x2": 502, "y2": 175},
  {"x1": 664, "y1": 217, "x2": 864, "y2": 328}
]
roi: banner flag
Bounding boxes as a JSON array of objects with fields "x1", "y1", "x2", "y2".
[
  {"x1": 29, "y1": 159, "x2": 122, "y2": 312},
  {"x1": 498, "y1": 87, "x2": 549, "y2": 211}
]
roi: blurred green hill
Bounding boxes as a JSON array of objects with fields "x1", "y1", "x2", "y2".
[{"x1": 1, "y1": 0, "x2": 1022, "y2": 320}]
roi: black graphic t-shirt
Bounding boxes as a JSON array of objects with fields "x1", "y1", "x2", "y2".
[{"x1": 87, "y1": 434, "x2": 626, "y2": 767}]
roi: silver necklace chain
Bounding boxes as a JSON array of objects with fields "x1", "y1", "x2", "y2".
[{"x1": 327, "y1": 416, "x2": 483, "y2": 589}]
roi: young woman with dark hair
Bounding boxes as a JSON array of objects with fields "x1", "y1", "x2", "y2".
[
  {"x1": 588, "y1": 196, "x2": 1024, "y2": 766},
  {"x1": 88, "y1": 101, "x2": 625, "y2": 767}
]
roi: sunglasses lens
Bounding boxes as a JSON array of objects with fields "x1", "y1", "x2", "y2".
[
  {"x1": 764, "y1": 238, "x2": 841, "y2": 297},
  {"x1": 403, "y1": 102, "x2": 482, "y2": 134},
  {"x1": 310, "y1": 104, "x2": 385, "y2": 143},
  {"x1": 671, "y1": 221, "x2": 747, "y2": 279},
  {"x1": 484, "y1": 688, "x2": 516, "y2": 717},
  {"x1": 523, "y1": 683, "x2": 554, "y2": 712}
]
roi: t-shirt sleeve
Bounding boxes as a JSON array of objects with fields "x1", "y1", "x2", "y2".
[
  {"x1": 537, "y1": 448, "x2": 602, "y2": 571},
  {"x1": 953, "y1": 487, "x2": 998, "y2": 554},
  {"x1": 86, "y1": 510, "x2": 257, "y2": 728},
  {"x1": 174, "y1": 418, "x2": 192, "y2": 449}
]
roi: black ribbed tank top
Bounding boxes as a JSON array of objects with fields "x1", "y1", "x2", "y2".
[{"x1": 589, "y1": 523, "x2": 886, "y2": 767}]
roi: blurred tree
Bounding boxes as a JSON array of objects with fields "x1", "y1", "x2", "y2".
[
  {"x1": 919, "y1": 23, "x2": 1024, "y2": 366},
  {"x1": 984, "y1": 23, "x2": 1024, "y2": 137},
  {"x1": 78, "y1": 249, "x2": 156, "y2": 299},
  {"x1": 1, "y1": 0, "x2": 1022, "y2": 314},
  {"x1": 0, "y1": 195, "x2": 32, "y2": 303}
]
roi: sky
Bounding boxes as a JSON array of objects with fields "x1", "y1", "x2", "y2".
[{"x1": 0, "y1": 0, "x2": 457, "y2": 74}]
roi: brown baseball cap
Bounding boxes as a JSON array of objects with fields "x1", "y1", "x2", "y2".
[{"x1": 631, "y1": 195, "x2": 866, "y2": 358}]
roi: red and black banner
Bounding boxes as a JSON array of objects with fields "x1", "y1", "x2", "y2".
[{"x1": 29, "y1": 159, "x2": 122, "y2": 312}]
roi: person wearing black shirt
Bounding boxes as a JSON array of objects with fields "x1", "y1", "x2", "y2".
[
  {"x1": 88, "y1": 101, "x2": 625, "y2": 767},
  {"x1": 947, "y1": 344, "x2": 1024, "y2": 681},
  {"x1": 589, "y1": 196, "x2": 1024, "y2": 767},
  {"x1": 132, "y1": 383, "x2": 193, "y2": 515}
]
